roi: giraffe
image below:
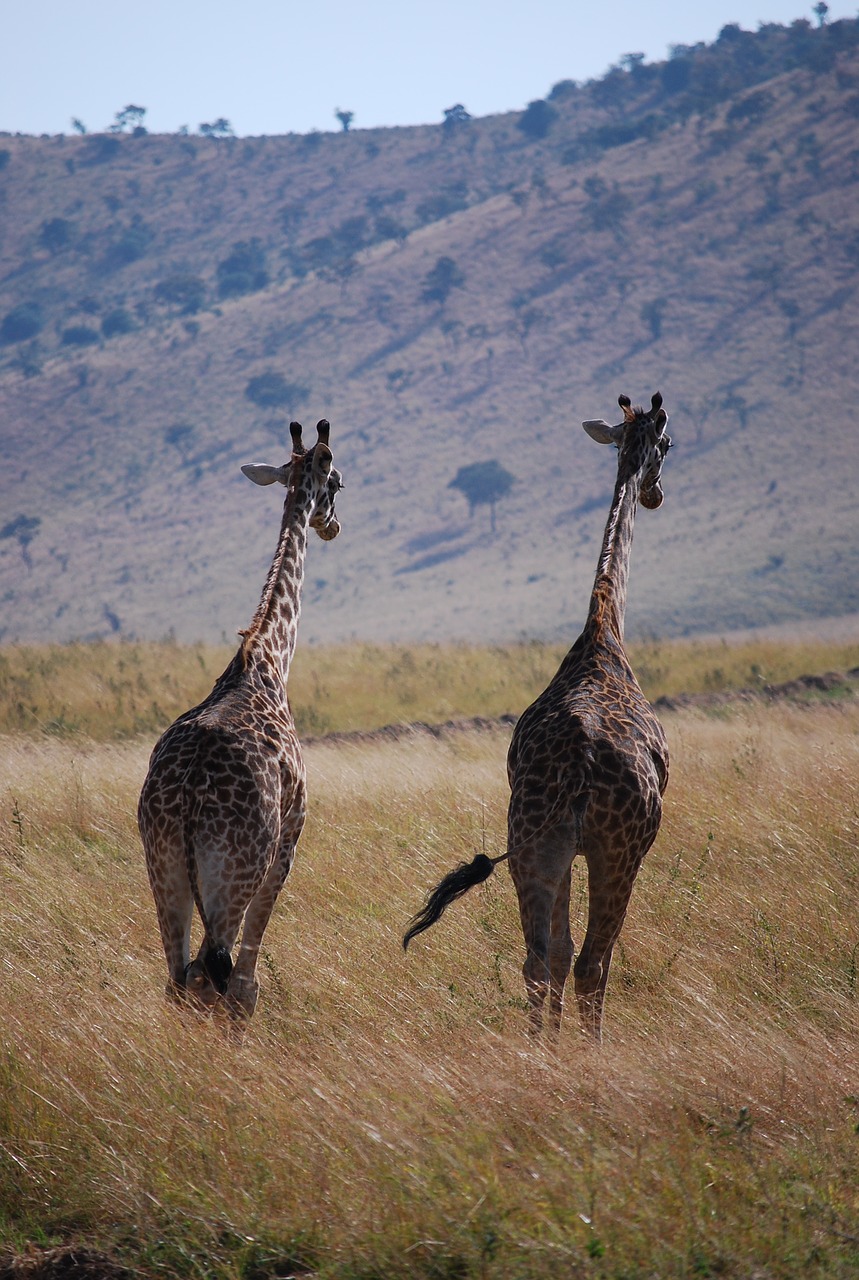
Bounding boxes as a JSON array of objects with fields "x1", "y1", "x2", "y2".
[
  {"x1": 404, "y1": 392, "x2": 672, "y2": 1043},
  {"x1": 138, "y1": 419, "x2": 343, "y2": 1024}
]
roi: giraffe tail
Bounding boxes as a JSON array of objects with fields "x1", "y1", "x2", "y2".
[
  {"x1": 202, "y1": 945, "x2": 233, "y2": 994},
  {"x1": 403, "y1": 852, "x2": 505, "y2": 950}
]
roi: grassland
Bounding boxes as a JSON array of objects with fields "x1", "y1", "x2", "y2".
[
  {"x1": 1, "y1": 633, "x2": 858, "y2": 740},
  {"x1": 0, "y1": 639, "x2": 858, "y2": 1277}
]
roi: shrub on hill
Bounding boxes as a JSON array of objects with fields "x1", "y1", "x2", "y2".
[
  {"x1": 61, "y1": 325, "x2": 100, "y2": 346},
  {"x1": 245, "y1": 371, "x2": 309, "y2": 409},
  {"x1": 216, "y1": 239, "x2": 268, "y2": 298},
  {"x1": 415, "y1": 184, "x2": 468, "y2": 224},
  {"x1": 97, "y1": 217, "x2": 153, "y2": 274},
  {"x1": 421, "y1": 257, "x2": 465, "y2": 305},
  {"x1": 154, "y1": 273, "x2": 207, "y2": 314},
  {"x1": 40, "y1": 217, "x2": 75, "y2": 254},
  {"x1": 517, "y1": 99, "x2": 558, "y2": 139},
  {"x1": 82, "y1": 135, "x2": 121, "y2": 165},
  {"x1": 1, "y1": 302, "x2": 44, "y2": 344},
  {"x1": 101, "y1": 308, "x2": 135, "y2": 338}
]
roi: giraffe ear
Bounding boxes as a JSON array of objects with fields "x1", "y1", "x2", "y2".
[
  {"x1": 241, "y1": 463, "x2": 287, "y2": 486},
  {"x1": 313, "y1": 444, "x2": 333, "y2": 477},
  {"x1": 582, "y1": 419, "x2": 623, "y2": 445}
]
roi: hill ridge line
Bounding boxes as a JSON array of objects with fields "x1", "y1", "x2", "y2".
[{"x1": 303, "y1": 669, "x2": 859, "y2": 749}]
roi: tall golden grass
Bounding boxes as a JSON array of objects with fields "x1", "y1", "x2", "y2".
[
  {"x1": 1, "y1": 655, "x2": 858, "y2": 1276},
  {"x1": 0, "y1": 635, "x2": 857, "y2": 740}
]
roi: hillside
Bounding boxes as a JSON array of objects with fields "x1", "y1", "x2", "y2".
[{"x1": 1, "y1": 17, "x2": 859, "y2": 645}]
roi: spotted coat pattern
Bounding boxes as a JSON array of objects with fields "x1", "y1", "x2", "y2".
[
  {"x1": 138, "y1": 420, "x2": 342, "y2": 1022},
  {"x1": 508, "y1": 392, "x2": 672, "y2": 1042}
]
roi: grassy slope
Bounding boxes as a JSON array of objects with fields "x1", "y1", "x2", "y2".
[
  {"x1": 1, "y1": 688, "x2": 858, "y2": 1277},
  {"x1": 1, "y1": 23, "x2": 859, "y2": 646}
]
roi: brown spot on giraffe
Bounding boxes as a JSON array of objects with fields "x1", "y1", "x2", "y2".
[
  {"x1": 404, "y1": 392, "x2": 672, "y2": 1044},
  {"x1": 138, "y1": 419, "x2": 343, "y2": 1025}
]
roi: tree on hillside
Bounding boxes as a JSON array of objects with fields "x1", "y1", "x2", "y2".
[
  {"x1": 199, "y1": 118, "x2": 233, "y2": 138},
  {"x1": 442, "y1": 104, "x2": 471, "y2": 134},
  {"x1": 335, "y1": 109, "x2": 354, "y2": 132},
  {"x1": 814, "y1": 2, "x2": 829, "y2": 25},
  {"x1": 111, "y1": 105, "x2": 147, "y2": 134},
  {"x1": 517, "y1": 99, "x2": 558, "y2": 139},
  {"x1": 70, "y1": 117, "x2": 87, "y2": 135},
  {"x1": 449, "y1": 460, "x2": 515, "y2": 533},
  {"x1": 217, "y1": 239, "x2": 268, "y2": 298}
]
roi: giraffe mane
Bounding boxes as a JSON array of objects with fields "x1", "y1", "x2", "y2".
[{"x1": 240, "y1": 451, "x2": 306, "y2": 666}]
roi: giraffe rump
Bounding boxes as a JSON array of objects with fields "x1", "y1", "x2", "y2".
[{"x1": 403, "y1": 853, "x2": 496, "y2": 950}]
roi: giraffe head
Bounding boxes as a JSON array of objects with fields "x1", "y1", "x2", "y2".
[
  {"x1": 241, "y1": 419, "x2": 343, "y2": 539},
  {"x1": 582, "y1": 392, "x2": 671, "y2": 508}
]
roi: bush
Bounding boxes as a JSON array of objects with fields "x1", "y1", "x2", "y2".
[
  {"x1": 61, "y1": 325, "x2": 100, "y2": 346},
  {"x1": 0, "y1": 149, "x2": 10, "y2": 171},
  {"x1": 101, "y1": 308, "x2": 134, "y2": 338},
  {"x1": 100, "y1": 217, "x2": 152, "y2": 272},
  {"x1": 216, "y1": 239, "x2": 268, "y2": 299},
  {"x1": 727, "y1": 89, "x2": 773, "y2": 124},
  {"x1": 154, "y1": 274, "x2": 206, "y2": 314},
  {"x1": 415, "y1": 186, "x2": 468, "y2": 224},
  {"x1": 82, "y1": 135, "x2": 121, "y2": 165},
  {"x1": 517, "y1": 99, "x2": 558, "y2": 139},
  {"x1": 1, "y1": 302, "x2": 44, "y2": 344},
  {"x1": 245, "y1": 371, "x2": 309, "y2": 409},
  {"x1": 40, "y1": 217, "x2": 75, "y2": 254},
  {"x1": 421, "y1": 257, "x2": 465, "y2": 305}
]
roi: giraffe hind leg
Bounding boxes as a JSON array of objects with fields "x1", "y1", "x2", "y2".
[
  {"x1": 573, "y1": 861, "x2": 639, "y2": 1043},
  {"x1": 226, "y1": 845, "x2": 295, "y2": 1023},
  {"x1": 512, "y1": 840, "x2": 575, "y2": 1037},
  {"x1": 548, "y1": 866, "x2": 574, "y2": 1037}
]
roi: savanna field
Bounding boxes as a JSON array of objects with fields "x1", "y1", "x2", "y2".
[{"x1": 1, "y1": 637, "x2": 858, "y2": 1279}]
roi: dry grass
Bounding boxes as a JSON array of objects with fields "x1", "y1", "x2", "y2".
[
  {"x1": 1, "y1": 689, "x2": 858, "y2": 1277},
  {"x1": 1, "y1": 634, "x2": 858, "y2": 741}
]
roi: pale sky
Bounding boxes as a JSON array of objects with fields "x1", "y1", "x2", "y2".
[{"x1": 3, "y1": 0, "x2": 856, "y2": 138}]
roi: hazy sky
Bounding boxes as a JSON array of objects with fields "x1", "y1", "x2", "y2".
[{"x1": 4, "y1": 0, "x2": 855, "y2": 138}]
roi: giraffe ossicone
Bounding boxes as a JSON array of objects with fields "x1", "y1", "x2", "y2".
[
  {"x1": 404, "y1": 392, "x2": 672, "y2": 1044},
  {"x1": 138, "y1": 418, "x2": 343, "y2": 1025}
]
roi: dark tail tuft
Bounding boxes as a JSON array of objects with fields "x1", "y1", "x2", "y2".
[
  {"x1": 403, "y1": 853, "x2": 496, "y2": 950},
  {"x1": 204, "y1": 945, "x2": 233, "y2": 994}
]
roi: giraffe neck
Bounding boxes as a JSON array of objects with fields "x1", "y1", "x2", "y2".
[
  {"x1": 239, "y1": 465, "x2": 311, "y2": 687},
  {"x1": 584, "y1": 468, "x2": 641, "y2": 647}
]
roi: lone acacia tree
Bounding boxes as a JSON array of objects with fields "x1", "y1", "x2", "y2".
[{"x1": 449, "y1": 459, "x2": 515, "y2": 533}]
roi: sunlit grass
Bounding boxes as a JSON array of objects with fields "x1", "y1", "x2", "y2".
[
  {"x1": 1, "y1": 634, "x2": 857, "y2": 741},
  {"x1": 1, "y1": 696, "x2": 858, "y2": 1277}
]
